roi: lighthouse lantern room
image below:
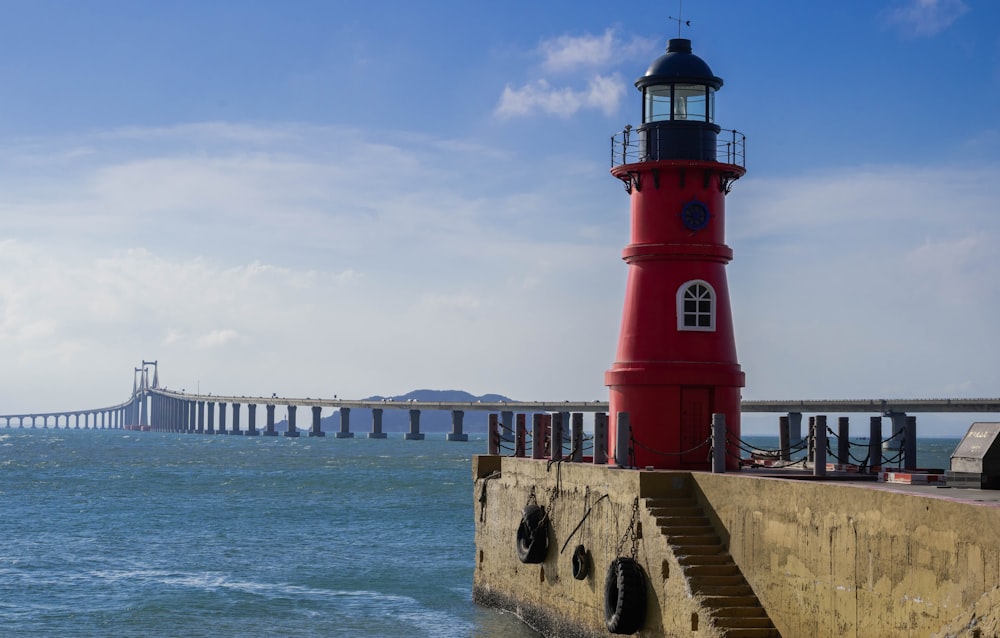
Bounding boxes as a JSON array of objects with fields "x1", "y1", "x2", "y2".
[{"x1": 606, "y1": 37, "x2": 746, "y2": 470}]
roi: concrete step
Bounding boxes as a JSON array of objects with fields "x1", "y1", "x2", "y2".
[
  {"x1": 678, "y1": 553, "x2": 733, "y2": 566},
  {"x1": 657, "y1": 524, "x2": 716, "y2": 536},
  {"x1": 692, "y1": 584, "x2": 754, "y2": 597},
  {"x1": 654, "y1": 515, "x2": 710, "y2": 527},
  {"x1": 674, "y1": 544, "x2": 727, "y2": 556},
  {"x1": 712, "y1": 606, "x2": 768, "y2": 618},
  {"x1": 684, "y1": 564, "x2": 741, "y2": 577},
  {"x1": 701, "y1": 595, "x2": 761, "y2": 608},
  {"x1": 668, "y1": 535, "x2": 722, "y2": 546},
  {"x1": 648, "y1": 505, "x2": 704, "y2": 517},
  {"x1": 689, "y1": 575, "x2": 749, "y2": 587}
]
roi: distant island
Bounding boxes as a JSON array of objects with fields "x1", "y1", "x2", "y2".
[{"x1": 273, "y1": 389, "x2": 513, "y2": 433}]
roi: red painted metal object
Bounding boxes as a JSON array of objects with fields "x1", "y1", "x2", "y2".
[{"x1": 605, "y1": 39, "x2": 746, "y2": 470}]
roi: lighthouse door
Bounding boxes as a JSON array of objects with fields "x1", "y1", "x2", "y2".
[{"x1": 680, "y1": 387, "x2": 713, "y2": 467}]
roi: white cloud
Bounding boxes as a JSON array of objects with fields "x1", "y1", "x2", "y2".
[
  {"x1": 540, "y1": 30, "x2": 617, "y2": 72},
  {"x1": 494, "y1": 28, "x2": 652, "y2": 119},
  {"x1": 1, "y1": 120, "x2": 998, "y2": 437},
  {"x1": 495, "y1": 73, "x2": 624, "y2": 118},
  {"x1": 883, "y1": 0, "x2": 969, "y2": 37}
]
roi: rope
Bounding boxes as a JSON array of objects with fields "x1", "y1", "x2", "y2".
[
  {"x1": 630, "y1": 432, "x2": 711, "y2": 458},
  {"x1": 478, "y1": 470, "x2": 501, "y2": 522},
  {"x1": 560, "y1": 493, "x2": 609, "y2": 554}
]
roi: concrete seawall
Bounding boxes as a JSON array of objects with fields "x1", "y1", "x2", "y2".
[{"x1": 473, "y1": 455, "x2": 1000, "y2": 637}]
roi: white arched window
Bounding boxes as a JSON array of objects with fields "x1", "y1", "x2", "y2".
[{"x1": 677, "y1": 280, "x2": 716, "y2": 331}]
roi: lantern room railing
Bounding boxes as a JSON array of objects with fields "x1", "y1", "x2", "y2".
[{"x1": 610, "y1": 126, "x2": 745, "y2": 169}]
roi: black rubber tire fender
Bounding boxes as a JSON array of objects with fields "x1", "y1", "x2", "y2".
[
  {"x1": 604, "y1": 557, "x2": 646, "y2": 634},
  {"x1": 515, "y1": 505, "x2": 548, "y2": 564},
  {"x1": 571, "y1": 544, "x2": 589, "y2": 580}
]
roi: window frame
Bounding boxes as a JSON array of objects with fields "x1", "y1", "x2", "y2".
[{"x1": 677, "y1": 280, "x2": 716, "y2": 332}]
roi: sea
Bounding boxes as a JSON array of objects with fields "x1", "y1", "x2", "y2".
[{"x1": 0, "y1": 428, "x2": 963, "y2": 637}]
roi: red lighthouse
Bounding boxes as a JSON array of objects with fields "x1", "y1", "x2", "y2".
[{"x1": 605, "y1": 38, "x2": 745, "y2": 470}]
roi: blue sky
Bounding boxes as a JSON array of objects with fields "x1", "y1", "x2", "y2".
[{"x1": 0, "y1": 0, "x2": 997, "y2": 434}]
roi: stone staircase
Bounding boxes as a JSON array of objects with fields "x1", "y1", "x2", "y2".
[{"x1": 645, "y1": 495, "x2": 780, "y2": 638}]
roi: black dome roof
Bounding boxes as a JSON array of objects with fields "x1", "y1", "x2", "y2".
[{"x1": 636, "y1": 38, "x2": 723, "y2": 90}]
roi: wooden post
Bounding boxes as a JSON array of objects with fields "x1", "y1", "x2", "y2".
[
  {"x1": 838, "y1": 416, "x2": 850, "y2": 464},
  {"x1": 712, "y1": 413, "x2": 726, "y2": 473},
  {"x1": 531, "y1": 414, "x2": 545, "y2": 459},
  {"x1": 615, "y1": 412, "x2": 630, "y2": 468},
  {"x1": 779, "y1": 415, "x2": 790, "y2": 461},
  {"x1": 904, "y1": 416, "x2": 917, "y2": 470},
  {"x1": 869, "y1": 416, "x2": 882, "y2": 472},
  {"x1": 488, "y1": 413, "x2": 500, "y2": 455},
  {"x1": 814, "y1": 415, "x2": 827, "y2": 477},
  {"x1": 593, "y1": 413, "x2": 608, "y2": 465},
  {"x1": 571, "y1": 413, "x2": 584, "y2": 462}
]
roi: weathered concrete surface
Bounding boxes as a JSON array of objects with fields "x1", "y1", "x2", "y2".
[
  {"x1": 691, "y1": 473, "x2": 1000, "y2": 637},
  {"x1": 473, "y1": 456, "x2": 735, "y2": 637},
  {"x1": 474, "y1": 456, "x2": 1000, "y2": 638}
]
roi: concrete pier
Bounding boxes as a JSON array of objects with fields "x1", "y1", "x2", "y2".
[
  {"x1": 368, "y1": 407, "x2": 386, "y2": 439},
  {"x1": 207, "y1": 401, "x2": 215, "y2": 434},
  {"x1": 474, "y1": 456, "x2": 1000, "y2": 638},
  {"x1": 284, "y1": 405, "x2": 300, "y2": 437},
  {"x1": 404, "y1": 409, "x2": 424, "y2": 440},
  {"x1": 309, "y1": 405, "x2": 326, "y2": 437},
  {"x1": 336, "y1": 407, "x2": 353, "y2": 438},
  {"x1": 246, "y1": 404, "x2": 259, "y2": 436},
  {"x1": 263, "y1": 404, "x2": 277, "y2": 436},
  {"x1": 231, "y1": 403, "x2": 242, "y2": 435},
  {"x1": 447, "y1": 409, "x2": 468, "y2": 442},
  {"x1": 218, "y1": 402, "x2": 227, "y2": 434}
]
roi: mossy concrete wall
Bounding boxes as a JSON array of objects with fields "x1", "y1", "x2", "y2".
[
  {"x1": 690, "y1": 473, "x2": 1000, "y2": 638},
  {"x1": 473, "y1": 455, "x2": 731, "y2": 638},
  {"x1": 473, "y1": 456, "x2": 1000, "y2": 638}
]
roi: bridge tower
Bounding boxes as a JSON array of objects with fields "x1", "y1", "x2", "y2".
[{"x1": 606, "y1": 37, "x2": 745, "y2": 470}]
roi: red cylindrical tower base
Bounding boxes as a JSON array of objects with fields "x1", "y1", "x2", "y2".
[{"x1": 606, "y1": 159, "x2": 745, "y2": 471}]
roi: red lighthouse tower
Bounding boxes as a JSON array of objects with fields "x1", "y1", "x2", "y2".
[{"x1": 605, "y1": 38, "x2": 745, "y2": 470}]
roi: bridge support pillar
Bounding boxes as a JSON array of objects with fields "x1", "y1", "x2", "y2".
[
  {"x1": 217, "y1": 402, "x2": 228, "y2": 434},
  {"x1": 787, "y1": 412, "x2": 803, "y2": 445},
  {"x1": 264, "y1": 404, "x2": 277, "y2": 436},
  {"x1": 309, "y1": 405, "x2": 326, "y2": 437},
  {"x1": 284, "y1": 405, "x2": 300, "y2": 437},
  {"x1": 335, "y1": 407, "x2": 352, "y2": 438},
  {"x1": 884, "y1": 412, "x2": 906, "y2": 452},
  {"x1": 231, "y1": 403, "x2": 242, "y2": 435},
  {"x1": 197, "y1": 401, "x2": 205, "y2": 434},
  {"x1": 207, "y1": 402, "x2": 216, "y2": 434},
  {"x1": 447, "y1": 410, "x2": 468, "y2": 441},
  {"x1": 404, "y1": 409, "x2": 424, "y2": 440},
  {"x1": 501, "y1": 411, "x2": 513, "y2": 442},
  {"x1": 246, "y1": 404, "x2": 259, "y2": 436},
  {"x1": 368, "y1": 408, "x2": 386, "y2": 438}
]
